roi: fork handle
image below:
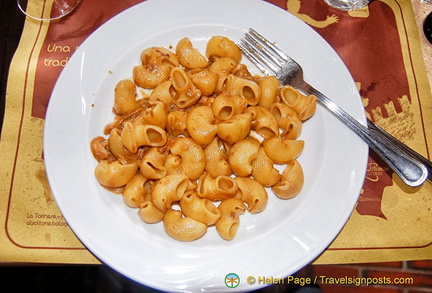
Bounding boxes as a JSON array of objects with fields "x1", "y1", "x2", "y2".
[
  {"x1": 367, "y1": 120, "x2": 432, "y2": 183},
  {"x1": 305, "y1": 84, "x2": 429, "y2": 187}
]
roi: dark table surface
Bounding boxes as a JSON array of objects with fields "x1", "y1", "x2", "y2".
[{"x1": 0, "y1": 0, "x2": 26, "y2": 133}]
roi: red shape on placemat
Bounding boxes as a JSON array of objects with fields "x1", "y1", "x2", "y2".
[
  {"x1": 32, "y1": 0, "x2": 143, "y2": 119},
  {"x1": 357, "y1": 154, "x2": 393, "y2": 219}
]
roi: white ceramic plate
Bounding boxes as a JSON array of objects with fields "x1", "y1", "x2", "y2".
[{"x1": 44, "y1": 0, "x2": 368, "y2": 291}]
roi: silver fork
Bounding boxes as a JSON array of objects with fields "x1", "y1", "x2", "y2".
[{"x1": 239, "y1": 28, "x2": 430, "y2": 187}]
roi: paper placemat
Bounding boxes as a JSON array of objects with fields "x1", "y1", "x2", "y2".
[{"x1": 1, "y1": 0, "x2": 431, "y2": 264}]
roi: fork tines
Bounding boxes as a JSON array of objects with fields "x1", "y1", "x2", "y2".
[{"x1": 239, "y1": 28, "x2": 289, "y2": 76}]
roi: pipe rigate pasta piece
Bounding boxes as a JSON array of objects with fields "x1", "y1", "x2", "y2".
[
  {"x1": 226, "y1": 74, "x2": 261, "y2": 106},
  {"x1": 114, "y1": 79, "x2": 141, "y2": 115},
  {"x1": 176, "y1": 37, "x2": 209, "y2": 69},
  {"x1": 217, "y1": 113, "x2": 252, "y2": 145},
  {"x1": 139, "y1": 147, "x2": 167, "y2": 180},
  {"x1": 133, "y1": 101, "x2": 167, "y2": 129},
  {"x1": 251, "y1": 147, "x2": 281, "y2": 187},
  {"x1": 228, "y1": 138, "x2": 260, "y2": 177},
  {"x1": 206, "y1": 36, "x2": 242, "y2": 63},
  {"x1": 149, "y1": 80, "x2": 175, "y2": 105},
  {"x1": 138, "y1": 201, "x2": 165, "y2": 224},
  {"x1": 234, "y1": 177, "x2": 268, "y2": 214},
  {"x1": 272, "y1": 160, "x2": 304, "y2": 199},
  {"x1": 189, "y1": 69, "x2": 219, "y2": 96},
  {"x1": 171, "y1": 67, "x2": 202, "y2": 108},
  {"x1": 215, "y1": 198, "x2": 246, "y2": 241},
  {"x1": 245, "y1": 106, "x2": 279, "y2": 139},
  {"x1": 151, "y1": 173, "x2": 190, "y2": 212},
  {"x1": 94, "y1": 160, "x2": 138, "y2": 188},
  {"x1": 169, "y1": 137, "x2": 205, "y2": 181},
  {"x1": 262, "y1": 137, "x2": 304, "y2": 164},
  {"x1": 133, "y1": 47, "x2": 179, "y2": 89},
  {"x1": 197, "y1": 173, "x2": 238, "y2": 201},
  {"x1": 90, "y1": 136, "x2": 109, "y2": 161},
  {"x1": 204, "y1": 137, "x2": 232, "y2": 177},
  {"x1": 179, "y1": 192, "x2": 221, "y2": 226},
  {"x1": 257, "y1": 76, "x2": 280, "y2": 110},
  {"x1": 212, "y1": 93, "x2": 247, "y2": 121},
  {"x1": 164, "y1": 153, "x2": 182, "y2": 176},
  {"x1": 280, "y1": 85, "x2": 317, "y2": 121},
  {"x1": 270, "y1": 103, "x2": 302, "y2": 140},
  {"x1": 186, "y1": 106, "x2": 218, "y2": 147},
  {"x1": 140, "y1": 47, "x2": 179, "y2": 68},
  {"x1": 209, "y1": 57, "x2": 237, "y2": 75},
  {"x1": 108, "y1": 129, "x2": 136, "y2": 164},
  {"x1": 163, "y1": 209, "x2": 207, "y2": 241},
  {"x1": 166, "y1": 110, "x2": 189, "y2": 137},
  {"x1": 120, "y1": 122, "x2": 167, "y2": 153},
  {"x1": 209, "y1": 57, "x2": 238, "y2": 95},
  {"x1": 133, "y1": 63, "x2": 170, "y2": 90},
  {"x1": 122, "y1": 173, "x2": 149, "y2": 208}
]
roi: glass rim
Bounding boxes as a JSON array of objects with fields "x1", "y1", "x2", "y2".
[{"x1": 16, "y1": 0, "x2": 82, "y2": 21}]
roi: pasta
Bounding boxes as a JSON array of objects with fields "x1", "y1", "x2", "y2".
[
  {"x1": 151, "y1": 173, "x2": 190, "y2": 212},
  {"x1": 163, "y1": 209, "x2": 208, "y2": 242},
  {"x1": 257, "y1": 76, "x2": 279, "y2": 109},
  {"x1": 90, "y1": 36, "x2": 316, "y2": 241},
  {"x1": 235, "y1": 176, "x2": 268, "y2": 214},
  {"x1": 272, "y1": 160, "x2": 304, "y2": 199},
  {"x1": 186, "y1": 106, "x2": 218, "y2": 147},
  {"x1": 189, "y1": 69, "x2": 219, "y2": 96},
  {"x1": 215, "y1": 198, "x2": 246, "y2": 241},
  {"x1": 169, "y1": 137, "x2": 205, "y2": 181},
  {"x1": 245, "y1": 106, "x2": 279, "y2": 138},
  {"x1": 114, "y1": 79, "x2": 141, "y2": 115},
  {"x1": 206, "y1": 36, "x2": 242, "y2": 63},
  {"x1": 133, "y1": 47, "x2": 179, "y2": 89},
  {"x1": 226, "y1": 74, "x2": 261, "y2": 106},
  {"x1": 179, "y1": 192, "x2": 220, "y2": 226},
  {"x1": 203, "y1": 137, "x2": 232, "y2": 177},
  {"x1": 120, "y1": 123, "x2": 167, "y2": 153},
  {"x1": 176, "y1": 37, "x2": 209, "y2": 69},
  {"x1": 280, "y1": 85, "x2": 316, "y2": 121},
  {"x1": 139, "y1": 147, "x2": 167, "y2": 179},
  {"x1": 212, "y1": 93, "x2": 247, "y2": 121},
  {"x1": 149, "y1": 80, "x2": 175, "y2": 105},
  {"x1": 270, "y1": 103, "x2": 302, "y2": 139},
  {"x1": 107, "y1": 129, "x2": 136, "y2": 163},
  {"x1": 122, "y1": 173, "x2": 148, "y2": 208},
  {"x1": 171, "y1": 67, "x2": 202, "y2": 108},
  {"x1": 251, "y1": 148, "x2": 281, "y2": 187},
  {"x1": 228, "y1": 138, "x2": 260, "y2": 177},
  {"x1": 197, "y1": 173, "x2": 238, "y2": 201},
  {"x1": 94, "y1": 160, "x2": 138, "y2": 188},
  {"x1": 138, "y1": 201, "x2": 165, "y2": 224},
  {"x1": 133, "y1": 101, "x2": 167, "y2": 129},
  {"x1": 262, "y1": 137, "x2": 304, "y2": 164},
  {"x1": 216, "y1": 113, "x2": 252, "y2": 144}
]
